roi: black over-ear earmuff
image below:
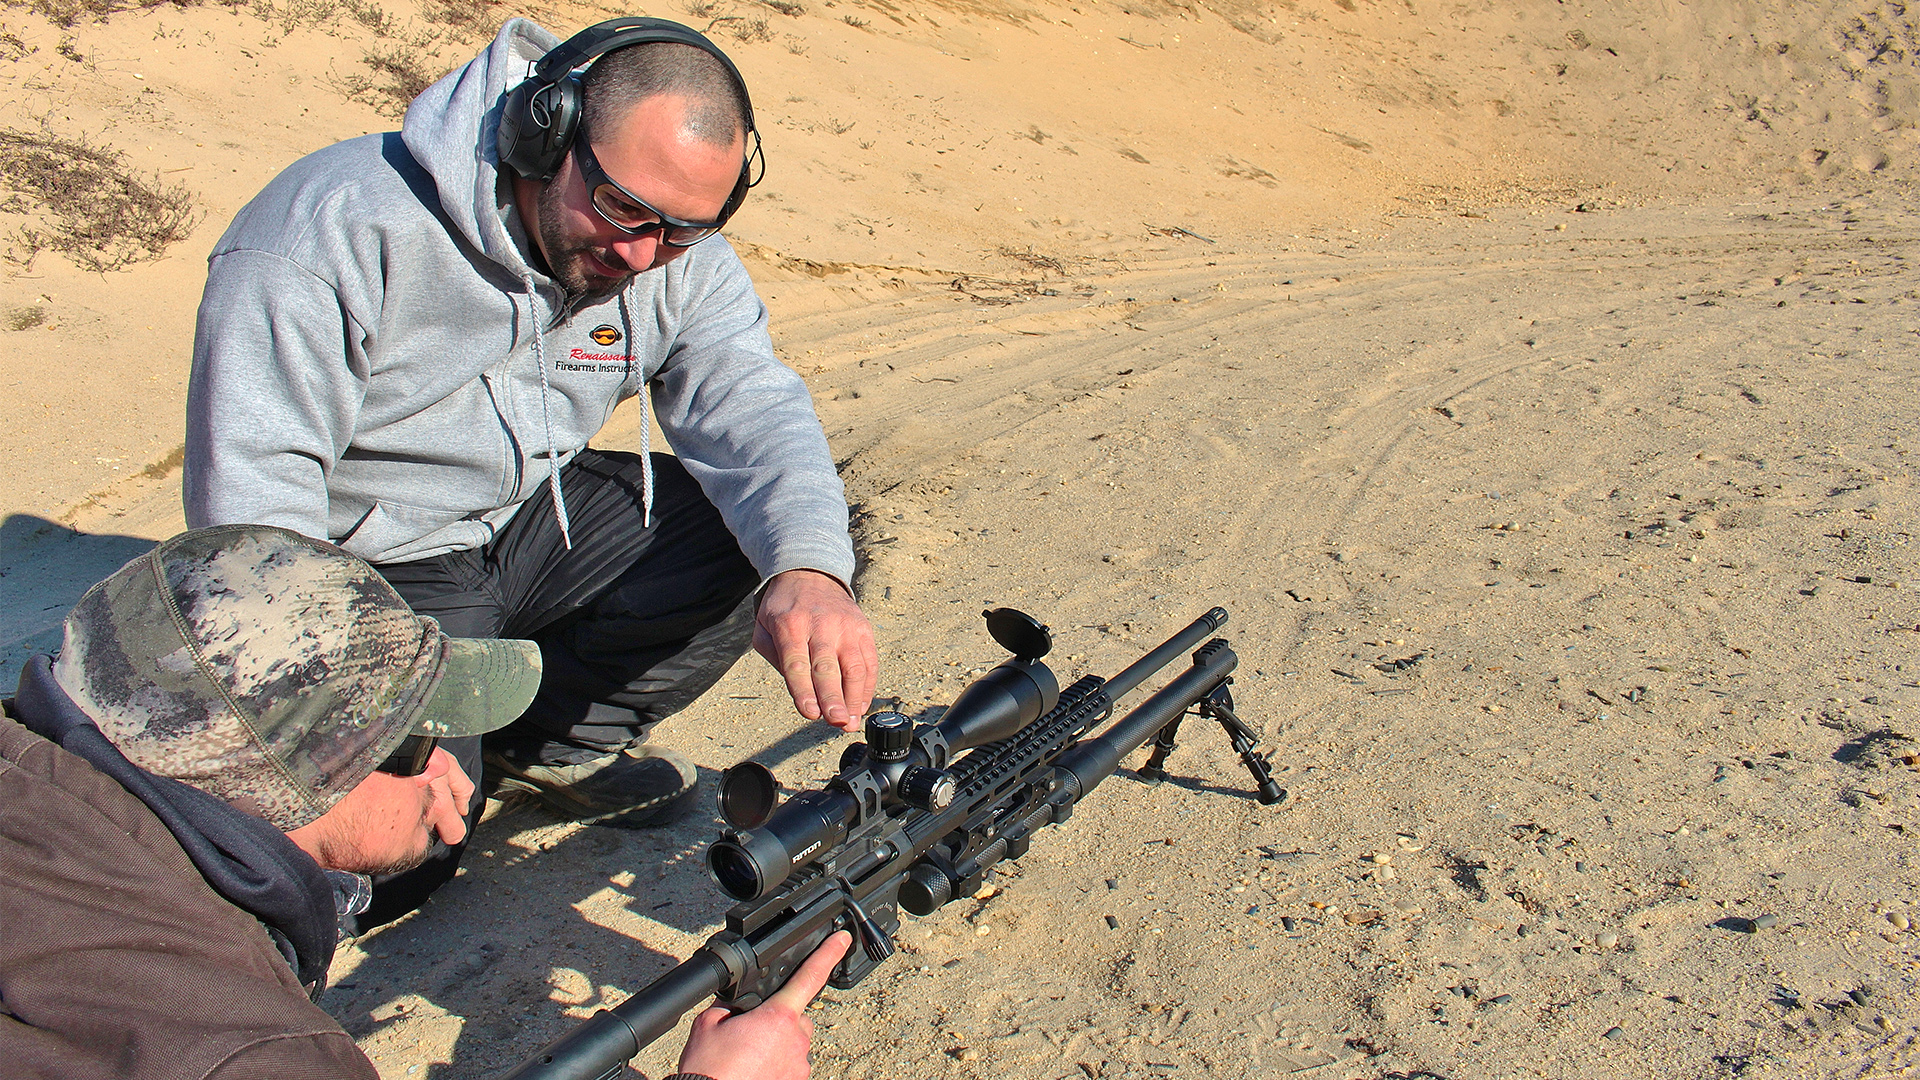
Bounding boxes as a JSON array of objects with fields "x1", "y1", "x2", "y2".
[{"x1": 497, "y1": 17, "x2": 760, "y2": 221}]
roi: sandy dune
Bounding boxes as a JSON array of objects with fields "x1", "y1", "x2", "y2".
[{"x1": 3, "y1": 0, "x2": 1919, "y2": 1077}]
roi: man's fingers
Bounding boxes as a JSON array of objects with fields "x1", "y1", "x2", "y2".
[
  {"x1": 420, "y1": 748, "x2": 471, "y2": 844},
  {"x1": 440, "y1": 750, "x2": 476, "y2": 814},
  {"x1": 766, "y1": 930, "x2": 852, "y2": 1013},
  {"x1": 756, "y1": 569, "x2": 876, "y2": 730},
  {"x1": 778, "y1": 644, "x2": 822, "y2": 721},
  {"x1": 757, "y1": 605, "x2": 824, "y2": 721},
  {"x1": 687, "y1": 1006, "x2": 732, "y2": 1036},
  {"x1": 426, "y1": 779, "x2": 469, "y2": 845},
  {"x1": 810, "y1": 651, "x2": 851, "y2": 729},
  {"x1": 841, "y1": 637, "x2": 878, "y2": 721}
]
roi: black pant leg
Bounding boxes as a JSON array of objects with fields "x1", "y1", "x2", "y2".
[
  {"x1": 484, "y1": 449, "x2": 760, "y2": 762},
  {"x1": 351, "y1": 551, "x2": 503, "y2": 933},
  {"x1": 346, "y1": 452, "x2": 758, "y2": 928}
]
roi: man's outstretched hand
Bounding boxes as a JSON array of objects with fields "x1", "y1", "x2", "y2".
[
  {"x1": 675, "y1": 930, "x2": 853, "y2": 1080},
  {"x1": 754, "y1": 569, "x2": 876, "y2": 732}
]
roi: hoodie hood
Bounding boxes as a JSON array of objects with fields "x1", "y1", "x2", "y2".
[{"x1": 402, "y1": 17, "x2": 557, "y2": 283}]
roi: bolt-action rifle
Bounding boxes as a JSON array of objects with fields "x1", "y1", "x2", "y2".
[{"x1": 503, "y1": 606, "x2": 1284, "y2": 1080}]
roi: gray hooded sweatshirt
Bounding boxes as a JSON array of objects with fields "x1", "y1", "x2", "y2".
[{"x1": 184, "y1": 18, "x2": 854, "y2": 585}]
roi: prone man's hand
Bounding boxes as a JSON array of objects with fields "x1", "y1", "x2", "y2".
[
  {"x1": 754, "y1": 569, "x2": 876, "y2": 732},
  {"x1": 675, "y1": 930, "x2": 853, "y2": 1080},
  {"x1": 423, "y1": 747, "x2": 474, "y2": 846}
]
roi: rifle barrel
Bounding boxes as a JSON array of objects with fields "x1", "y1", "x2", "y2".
[
  {"x1": 500, "y1": 950, "x2": 730, "y2": 1080},
  {"x1": 1100, "y1": 607, "x2": 1227, "y2": 703},
  {"x1": 1054, "y1": 639, "x2": 1237, "y2": 796}
]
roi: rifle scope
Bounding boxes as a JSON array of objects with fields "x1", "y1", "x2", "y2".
[{"x1": 709, "y1": 609, "x2": 1060, "y2": 902}]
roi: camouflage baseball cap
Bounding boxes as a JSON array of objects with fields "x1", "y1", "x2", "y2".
[{"x1": 51, "y1": 524, "x2": 542, "y2": 831}]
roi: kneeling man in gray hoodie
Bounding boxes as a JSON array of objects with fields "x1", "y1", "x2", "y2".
[{"x1": 184, "y1": 16, "x2": 875, "y2": 928}]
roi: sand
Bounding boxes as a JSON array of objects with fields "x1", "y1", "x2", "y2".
[{"x1": 3, "y1": 0, "x2": 1918, "y2": 1077}]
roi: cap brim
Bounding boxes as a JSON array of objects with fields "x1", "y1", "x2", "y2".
[{"x1": 408, "y1": 637, "x2": 542, "y2": 738}]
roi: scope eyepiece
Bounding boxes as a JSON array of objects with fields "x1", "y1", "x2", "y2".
[{"x1": 706, "y1": 786, "x2": 860, "y2": 901}]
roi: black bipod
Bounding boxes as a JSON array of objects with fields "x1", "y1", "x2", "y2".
[{"x1": 1135, "y1": 682, "x2": 1286, "y2": 805}]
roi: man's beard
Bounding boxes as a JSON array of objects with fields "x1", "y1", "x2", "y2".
[{"x1": 536, "y1": 178, "x2": 636, "y2": 305}]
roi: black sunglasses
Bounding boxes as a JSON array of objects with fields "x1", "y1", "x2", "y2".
[
  {"x1": 571, "y1": 137, "x2": 732, "y2": 247},
  {"x1": 375, "y1": 734, "x2": 439, "y2": 778}
]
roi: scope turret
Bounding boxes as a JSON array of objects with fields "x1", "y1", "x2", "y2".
[
  {"x1": 706, "y1": 608, "x2": 1061, "y2": 901},
  {"x1": 865, "y1": 711, "x2": 913, "y2": 761}
]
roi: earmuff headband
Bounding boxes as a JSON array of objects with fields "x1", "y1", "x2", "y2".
[{"x1": 498, "y1": 16, "x2": 758, "y2": 199}]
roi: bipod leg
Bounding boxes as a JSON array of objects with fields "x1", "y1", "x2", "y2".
[
  {"x1": 1195, "y1": 685, "x2": 1286, "y2": 806},
  {"x1": 1136, "y1": 714, "x2": 1183, "y2": 786}
]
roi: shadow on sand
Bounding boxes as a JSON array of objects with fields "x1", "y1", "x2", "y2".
[
  {"x1": 326, "y1": 719, "x2": 848, "y2": 1078},
  {"x1": 0, "y1": 514, "x2": 159, "y2": 688}
]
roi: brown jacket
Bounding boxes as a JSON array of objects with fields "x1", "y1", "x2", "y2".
[{"x1": 0, "y1": 713, "x2": 377, "y2": 1079}]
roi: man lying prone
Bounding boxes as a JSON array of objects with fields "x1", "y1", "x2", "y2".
[{"x1": 0, "y1": 524, "x2": 845, "y2": 1080}]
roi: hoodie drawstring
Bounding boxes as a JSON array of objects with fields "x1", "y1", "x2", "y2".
[
  {"x1": 522, "y1": 280, "x2": 574, "y2": 550},
  {"x1": 616, "y1": 291, "x2": 655, "y2": 530},
  {"x1": 518, "y1": 282, "x2": 659, "y2": 548}
]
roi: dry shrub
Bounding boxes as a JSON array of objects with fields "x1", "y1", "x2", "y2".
[
  {"x1": 0, "y1": 22, "x2": 32, "y2": 56},
  {"x1": 339, "y1": 0, "x2": 394, "y2": 32},
  {"x1": 0, "y1": 129, "x2": 201, "y2": 272},
  {"x1": 423, "y1": 0, "x2": 489, "y2": 33},
  {"x1": 255, "y1": 0, "x2": 336, "y2": 34},
  {"x1": 17, "y1": 0, "x2": 198, "y2": 29},
  {"x1": 726, "y1": 16, "x2": 771, "y2": 42},
  {"x1": 328, "y1": 43, "x2": 445, "y2": 117}
]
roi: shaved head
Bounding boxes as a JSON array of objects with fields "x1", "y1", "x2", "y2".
[{"x1": 580, "y1": 41, "x2": 749, "y2": 149}]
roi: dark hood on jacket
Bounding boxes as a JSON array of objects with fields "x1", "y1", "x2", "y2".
[{"x1": 12, "y1": 654, "x2": 340, "y2": 992}]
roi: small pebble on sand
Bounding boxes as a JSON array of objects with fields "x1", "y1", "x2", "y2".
[
  {"x1": 1596, "y1": 932, "x2": 1620, "y2": 949},
  {"x1": 1104, "y1": 915, "x2": 1119, "y2": 929},
  {"x1": 1602, "y1": 1026, "x2": 1625, "y2": 1041},
  {"x1": 1392, "y1": 899, "x2": 1423, "y2": 913},
  {"x1": 1281, "y1": 916, "x2": 1298, "y2": 931},
  {"x1": 1750, "y1": 914, "x2": 1779, "y2": 931},
  {"x1": 1890, "y1": 913, "x2": 1911, "y2": 931}
]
